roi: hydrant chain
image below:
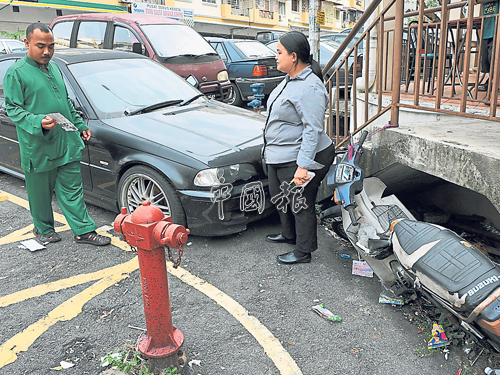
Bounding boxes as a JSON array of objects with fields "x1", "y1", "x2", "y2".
[{"x1": 167, "y1": 244, "x2": 183, "y2": 269}]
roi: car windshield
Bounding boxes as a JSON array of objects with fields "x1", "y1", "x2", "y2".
[
  {"x1": 234, "y1": 41, "x2": 275, "y2": 58},
  {"x1": 141, "y1": 24, "x2": 215, "y2": 58},
  {"x1": 68, "y1": 58, "x2": 201, "y2": 119}
]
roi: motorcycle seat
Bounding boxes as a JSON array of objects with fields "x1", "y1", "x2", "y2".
[{"x1": 393, "y1": 220, "x2": 500, "y2": 311}]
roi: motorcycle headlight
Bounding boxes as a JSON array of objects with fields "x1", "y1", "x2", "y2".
[
  {"x1": 217, "y1": 70, "x2": 229, "y2": 82},
  {"x1": 193, "y1": 163, "x2": 256, "y2": 186}
]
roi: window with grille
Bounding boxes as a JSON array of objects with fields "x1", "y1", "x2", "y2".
[{"x1": 302, "y1": 0, "x2": 309, "y2": 12}]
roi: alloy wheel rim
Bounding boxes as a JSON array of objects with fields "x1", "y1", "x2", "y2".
[{"x1": 125, "y1": 174, "x2": 171, "y2": 216}]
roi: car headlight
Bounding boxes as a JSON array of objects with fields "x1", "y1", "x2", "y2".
[
  {"x1": 194, "y1": 163, "x2": 256, "y2": 186},
  {"x1": 217, "y1": 70, "x2": 229, "y2": 82}
]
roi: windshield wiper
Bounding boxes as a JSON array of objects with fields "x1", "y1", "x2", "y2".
[
  {"x1": 127, "y1": 99, "x2": 183, "y2": 116},
  {"x1": 180, "y1": 94, "x2": 205, "y2": 107}
]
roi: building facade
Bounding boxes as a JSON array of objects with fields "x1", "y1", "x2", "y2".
[{"x1": 0, "y1": 0, "x2": 363, "y2": 38}]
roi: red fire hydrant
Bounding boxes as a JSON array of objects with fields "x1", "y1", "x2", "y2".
[{"x1": 114, "y1": 201, "x2": 190, "y2": 371}]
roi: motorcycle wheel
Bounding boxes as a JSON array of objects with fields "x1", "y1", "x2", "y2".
[{"x1": 332, "y1": 221, "x2": 349, "y2": 240}]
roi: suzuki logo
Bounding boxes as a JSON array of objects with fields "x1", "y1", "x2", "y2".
[{"x1": 466, "y1": 275, "x2": 499, "y2": 296}]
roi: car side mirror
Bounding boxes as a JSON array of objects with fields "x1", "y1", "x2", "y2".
[{"x1": 132, "y1": 42, "x2": 143, "y2": 55}]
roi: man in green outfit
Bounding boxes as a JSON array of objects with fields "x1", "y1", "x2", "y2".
[{"x1": 3, "y1": 22, "x2": 110, "y2": 246}]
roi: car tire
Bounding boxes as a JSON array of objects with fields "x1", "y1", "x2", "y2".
[
  {"x1": 118, "y1": 165, "x2": 186, "y2": 227},
  {"x1": 227, "y1": 83, "x2": 243, "y2": 106}
]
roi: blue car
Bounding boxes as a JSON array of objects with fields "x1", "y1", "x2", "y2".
[{"x1": 207, "y1": 38, "x2": 286, "y2": 106}]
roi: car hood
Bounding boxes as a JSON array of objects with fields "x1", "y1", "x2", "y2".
[{"x1": 101, "y1": 101, "x2": 266, "y2": 166}]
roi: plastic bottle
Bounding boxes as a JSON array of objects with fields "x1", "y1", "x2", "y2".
[{"x1": 485, "y1": 367, "x2": 500, "y2": 375}]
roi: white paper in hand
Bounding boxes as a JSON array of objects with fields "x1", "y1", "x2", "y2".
[
  {"x1": 299, "y1": 171, "x2": 316, "y2": 188},
  {"x1": 47, "y1": 112, "x2": 79, "y2": 132}
]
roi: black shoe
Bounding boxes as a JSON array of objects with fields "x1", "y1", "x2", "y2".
[
  {"x1": 277, "y1": 251, "x2": 311, "y2": 264},
  {"x1": 478, "y1": 84, "x2": 488, "y2": 92},
  {"x1": 266, "y1": 233, "x2": 296, "y2": 244}
]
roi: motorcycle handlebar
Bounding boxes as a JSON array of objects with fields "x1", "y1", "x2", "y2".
[
  {"x1": 357, "y1": 131, "x2": 368, "y2": 148},
  {"x1": 346, "y1": 206, "x2": 359, "y2": 226},
  {"x1": 319, "y1": 205, "x2": 342, "y2": 220}
]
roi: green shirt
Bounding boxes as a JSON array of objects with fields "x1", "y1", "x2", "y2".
[{"x1": 3, "y1": 55, "x2": 88, "y2": 173}]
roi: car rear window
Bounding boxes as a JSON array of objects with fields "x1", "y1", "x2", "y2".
[
  {"x1": 76, "y1": 21, "x2": 106, "y2": 49},
  {"x1": 233, "y1": 41, "x2": 275, "y2": 58},
  {"x1": 141, "y1": 24, "x2": 214, "y2": 58},
  {"x1": 52, "y1": 21, "x2": 73, "y2": 49}
]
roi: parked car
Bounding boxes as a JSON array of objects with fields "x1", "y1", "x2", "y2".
[
  {"x1": 0, "y1": 39, "x2": 27, "y2": 54},
  {"x1": 0, "y1": 49, "x2": 273, "y2": 236},
  {"x1": 49, "y1": 13, "x2": 231, "y2": 101},
  {"x1": 256, "y1": 31, "x2": 285, "y2": 44},
  {"x1": 207, "y1": 37, "x2": 285, "y2": 106},
  {"x1": 320, "y1": 33, "x2": 363, "y2": 52},
  {"x1": 265, "y1": 39, "x2": 362, "y2": 89}
]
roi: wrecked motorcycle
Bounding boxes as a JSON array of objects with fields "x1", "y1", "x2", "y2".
[{"x1": 320, "y1": 130, "x2": 500, "y2": 350}]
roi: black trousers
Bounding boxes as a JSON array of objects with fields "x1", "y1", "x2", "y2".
[
  {"x1": 268, "y1": 143, "x2": 335, "y2": 253},
  {"x1": 481, "y1": 37, "x2": 494, "y2": 73}
]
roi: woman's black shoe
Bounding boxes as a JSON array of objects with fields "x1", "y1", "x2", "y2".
[
  {"x1": 277, "y1": 251, "x2": 311, "y2": 264},
  {"x1": 266, "y1": 233, "x2": 296, "y2": 244}
]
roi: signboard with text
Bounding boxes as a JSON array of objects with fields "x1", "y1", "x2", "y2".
[
  {"x1": 316, "y1": 10, "x2": 325, "y2": 25},
  {"x1": 131, "y1": 2, "x2": 194, "y2": 27}
]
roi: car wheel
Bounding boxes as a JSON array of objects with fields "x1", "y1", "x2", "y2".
[
  {"x1": 227, "y1": 83, "x2": 243, "y2": 106},
  {"x1": 118, "y1": 165, "x2": 186, "y2": 227}
]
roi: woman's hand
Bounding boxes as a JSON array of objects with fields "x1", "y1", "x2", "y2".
[{"x1": 293, "y1": 166, "x2": 310, "y2": 186}]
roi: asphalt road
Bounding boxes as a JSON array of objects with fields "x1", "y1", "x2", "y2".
[{"x1": 0, "y1": 171, "x2": 498, "y2": 375}]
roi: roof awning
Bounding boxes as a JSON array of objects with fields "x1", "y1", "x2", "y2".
[
  {"x1": 0, "y1": 0, "x2": 128, "y2": 13},
  {"x1": 323, "y1": 0, "x2": 343, "y2": 5}
]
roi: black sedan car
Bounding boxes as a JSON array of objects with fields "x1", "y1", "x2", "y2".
[
  {"x1": 0, "y1": 49, "x2": 273, "y2": 236},
  {"x1": 207, "y1": 38, "x2": 285, "y2": 106}
]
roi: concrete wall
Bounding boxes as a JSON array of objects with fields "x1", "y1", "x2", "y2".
[{"x1": 351, "y1": 94, "x2": 500, "y2": 229}]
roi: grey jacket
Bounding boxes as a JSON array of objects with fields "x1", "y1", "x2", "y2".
[{"x1": 263, "y1": 66, "x2": 332, "y2": 170}]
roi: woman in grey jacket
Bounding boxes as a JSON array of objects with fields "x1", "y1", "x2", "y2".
[{"x1": 263, "y1": 31, "x2": 335, "y2": 264}]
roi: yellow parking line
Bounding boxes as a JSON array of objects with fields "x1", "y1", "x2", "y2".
[
  {"x1": 0, "y1": 257, "x2": 139, "y2": 308},
  {"x1": 0, "y1": 190, "x2": 71, "y2": 245},
  {"x1": 0, "y1": 190, "x2": 302, "y2": 374},
  {"x1": 169, "y1": 264, "x2": 303, "y2": 375},
  {"x1": 0, "y1": 269, "x2": 133, "y2": 368}
]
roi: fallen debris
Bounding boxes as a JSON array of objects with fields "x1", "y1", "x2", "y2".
[
  {"x1": 312, "y1": 303, "x2": 342, "y2": 322},
  {"x1": 20, "y1": 239, "x2": 46, "y2": 252},
  {"x1": 188, "y1": 359, "x2": 201, "y2": 368},
  {"x1": 352, "y1": 260, "x2": 373, "y2": 278},
  {"x1": 379, "y1": 292, "x2": 404, "y2": 306},
  {"x1": 427, "y1": 323, "x2": 449, "y2": 349},
  {"x1": 50, "y1": 361, "x2": 74, "y2": 370}
]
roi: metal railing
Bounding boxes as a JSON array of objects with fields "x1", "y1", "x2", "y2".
[{"x1": 324, "y1": 0, "x2": 500, "y2": 148}]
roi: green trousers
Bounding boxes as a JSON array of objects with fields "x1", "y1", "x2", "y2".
[{"x1": 25, "y1": 161, "x2": 97, "y2": 236}]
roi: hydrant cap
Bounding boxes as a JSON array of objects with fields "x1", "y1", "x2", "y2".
[{"x1": 130, "y1": 201, "x2": 164, "y2": 224}]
